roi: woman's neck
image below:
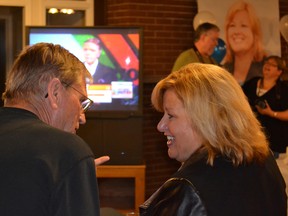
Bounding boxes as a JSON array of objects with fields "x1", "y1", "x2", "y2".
[
  {"x1": 258, "y1": 78, "x2": 277, "y2": 91},
  {"x1": 263, "y1": 78, "x2": 277, "y2": 89}
]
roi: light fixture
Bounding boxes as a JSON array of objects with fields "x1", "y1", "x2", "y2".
[
  {"x1": 60, "y1": 9, "x2": 75, "y2": 14},
  {"x1": 48, "y1": 8, "x2": 75, "y2": 15},
  {"x1": 48, "y1": 8, "x2": 58, "y2": 14}
]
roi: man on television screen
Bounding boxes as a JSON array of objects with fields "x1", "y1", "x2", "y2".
[{"x1": 83, "y1": 38, "x2": 118, "y2": 84}]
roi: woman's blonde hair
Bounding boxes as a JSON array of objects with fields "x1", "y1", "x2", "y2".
[
  {"x1": 223, "y1": 0, "x2": 266, "y2": 63},
  {"x1": 151, "y1": 63, "x2": 269, "y2": 166},
  {"x1": 3, "y1": 43, "x2": 91, "y2": 104}
]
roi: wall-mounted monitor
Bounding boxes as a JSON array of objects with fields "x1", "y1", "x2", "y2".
[{"x1": 26, "y1": 26, "x2": 143, "y2": 118}]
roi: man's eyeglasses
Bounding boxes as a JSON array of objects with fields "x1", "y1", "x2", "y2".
[
  {"x1": 205, "y1": 33, "x2": 218, "y2": 44},
  {"x1": 45, "y1": 82, "x2": 94, "y2": 112},
  {"x1": 66, "y1": 84, "x2": 94, "y2": 112},
  {"x1": 264, "y1": 61, "x2": 278, "y2": 68}
]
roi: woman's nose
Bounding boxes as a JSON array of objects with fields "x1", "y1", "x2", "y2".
[
  {"x1": 157, "y1": 117, "x2": 167, "y2": 132},
  {"x1": 233, "y1": 27, "x2": 241, "y2": 34}
]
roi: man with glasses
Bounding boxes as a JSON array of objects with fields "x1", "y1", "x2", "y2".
[
  {"x1": 172, "y1": 22, "x2": 220, "y2": 72},
  {"x1": 0, "y1": 43, "x2": 108, "y2": 216}
]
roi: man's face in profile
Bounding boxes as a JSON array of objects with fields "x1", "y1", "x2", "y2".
[
  {"x1": 83, "y1": 42, "x2": 102, "y2": 65},
  {"x1": 202, "y1": 29, "x2": 219, "y2": 56}
]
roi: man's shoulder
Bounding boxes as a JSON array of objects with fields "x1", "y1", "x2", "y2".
[
  {"x1": 177, "y1": 48, "x2": 196, "y2": 57},
  {"x1": 172, "y1": 48, "x2": 198, "y2": 72},
  {"x1": 0, "y1": 109, "x2": 93, "y2": 158},
  {"x1": 37, "y1": 126, "x2": 92, "y2": 155}
]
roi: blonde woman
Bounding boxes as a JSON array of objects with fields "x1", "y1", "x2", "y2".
[{"x1": 140, "y1": 63, "x2": 286, "y2": 216}]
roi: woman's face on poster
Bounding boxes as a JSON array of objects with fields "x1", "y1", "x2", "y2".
[{"x1": 227, "y1": 10, "x2": 254, "y2": 54}]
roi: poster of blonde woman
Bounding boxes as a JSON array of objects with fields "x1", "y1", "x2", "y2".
[{"x1": 197, "y1": 0, "x2": 280, "y2": 85}]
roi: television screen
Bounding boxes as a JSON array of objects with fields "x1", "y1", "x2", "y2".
[{"x1": 26, "y1": 26, "x2": 143, "y2": 118}]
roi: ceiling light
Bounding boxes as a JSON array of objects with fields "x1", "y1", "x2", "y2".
[
  {"x1": 60, "y1": 9, "x2": 75, "y2": 14},
  {"x1": 48, "y1": 8, "x2": 58, "y2": 14}
]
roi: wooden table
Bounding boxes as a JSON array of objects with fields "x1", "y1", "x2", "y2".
[{"x1": 97, "y1": 165, "x2": 146, "y2": 212}]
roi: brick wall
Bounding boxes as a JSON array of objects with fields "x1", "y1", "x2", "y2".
[
  {"x1": 105, "y1": 1, "x2": 197, "y2": 81},
  {"x1": 98, "y1": 0, "x2": 288, "y2": 198},
  {"x1": 103, "y1": 0, "x2": 197, "y2": 197}
]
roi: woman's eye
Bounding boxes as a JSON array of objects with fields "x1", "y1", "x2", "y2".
[
  {"x1": 228, "y1": 23, "x2": 235, "y2": 28},
  {"x1": 168, "y1": 114, "x2": 173, "y2": 119}
]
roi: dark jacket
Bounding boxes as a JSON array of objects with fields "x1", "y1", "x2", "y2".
[
  {"x1": 139, "y1": 151, "x2": 287, "y2": 216},
  {"x1": 242, "y1": 77, "x2": 288, "y2": 153},
  {"x1": 140, "y1": 177, "x2": 207, "y2": 216},
  {"x1": 0, "y1": 107, "x2": 100, "y2": 216},
  {"x1": 92, "y1": 63, "x2": 118, "y2": 84}
]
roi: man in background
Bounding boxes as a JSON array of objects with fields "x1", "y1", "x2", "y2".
[{"x1": 172, "y1": 22, "x2": 220, "y2": 71}]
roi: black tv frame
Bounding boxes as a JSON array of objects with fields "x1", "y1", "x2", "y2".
[{"x1": 25, "y1": 26, "x2": 143, "y2": 119}]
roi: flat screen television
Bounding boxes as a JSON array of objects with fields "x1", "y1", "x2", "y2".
[{"x1": 26, "y1": 26, "x2": 143, "y2": 118}]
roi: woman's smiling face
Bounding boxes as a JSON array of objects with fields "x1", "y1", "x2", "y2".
[
  {"x1": 157, "y1": 89, "x2": 203, "y2": 163},
  {"x1": 227, "y1": 10, "x2": 254, "y2": 54}
]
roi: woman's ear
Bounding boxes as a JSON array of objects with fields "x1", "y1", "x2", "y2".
[{"x1": 46, "y1": 78, "x2": 63, "y2": 110}]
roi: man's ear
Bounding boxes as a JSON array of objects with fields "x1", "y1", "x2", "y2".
[
  {"x1": 46, "y1": 78, "x2": 63, "y2": 110},
  {"x1": 199, "y1": 33, "x2": 206, "y2": 41}
]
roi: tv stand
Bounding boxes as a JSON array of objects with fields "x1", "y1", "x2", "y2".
[{"x1": 97, "y1": 165, "x2": 146, "y2": 212}]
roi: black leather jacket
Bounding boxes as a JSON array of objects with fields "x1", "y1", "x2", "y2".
[
  {"x1": 139, "y1": 177, "x2": 207, "y2": 216},
  {"x1": 139, "y1": 150, "x2": 286, "y2": 216}
]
